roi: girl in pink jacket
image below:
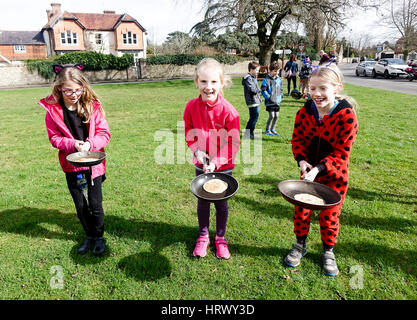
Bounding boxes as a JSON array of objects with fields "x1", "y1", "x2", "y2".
[
  {"x1": 39, "y1": 64, "x2": 110, "y2": 256},
  {"x1": 184, "y1": 58, "x2": 240, "y2": 259}
]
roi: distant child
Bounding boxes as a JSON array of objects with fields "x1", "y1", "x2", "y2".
[
  {"x1": 284, "y1": 65, "x2": 358, "y2": 276},
  {"x1": 283, "y1": 54, "x2": 299, "y2": 96},
  {"x1": 299, "y1": 57, "x2": 313, "y2": 99},
  {"x1": 183, "y1": 58, "x2": 241, "y2": 259},
  {"x1": 39, "y1": 64, "x2": 110, "y2": 256},
  {"x1": 261, "y1": 61, "x2": 283, "y2": 136},
  {"x1": 242, "y1": 61, "x2": 262, "y2": 139}
]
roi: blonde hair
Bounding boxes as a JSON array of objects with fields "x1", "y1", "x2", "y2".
[
  {"x1": 52, "y1": 67, "x2": 104, "y2": 123},
  {"x1": 194, "y1": 58, "x2": 232, "y2": 96},
  {"x1": 310, "y1": 64, "x2": 358, "y2": 112}
]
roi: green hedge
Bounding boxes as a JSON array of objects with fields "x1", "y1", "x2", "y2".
[
  {"x1": 146, "y1": 54, "x2": 241, "y2": 66},
  {"x1": 26, "y1": 52, "x2": 135, "y2": 80}
]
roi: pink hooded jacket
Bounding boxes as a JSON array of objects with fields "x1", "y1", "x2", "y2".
[
  {"x1": 39, "y1": 96, "x2": 110, "y2": 179},
  {"x1": 184, "y1": 94, "x2": 240, "y2": 171}
]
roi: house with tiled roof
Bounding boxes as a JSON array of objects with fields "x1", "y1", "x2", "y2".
[
  {"x1": 42, "y1": 3, "x2": 147, "y2": 59},
  {"x1": 0, "y1": 31, "x2": 47, "y2": 63}
]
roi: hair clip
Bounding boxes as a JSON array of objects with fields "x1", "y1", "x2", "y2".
[{"x1": 52, "y1": 63, "x2": 85, "y2": 74}]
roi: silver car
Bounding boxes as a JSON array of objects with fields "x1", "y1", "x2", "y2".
[{"x1": 356, "y1": 61, "x2": 376, "y2": 77}]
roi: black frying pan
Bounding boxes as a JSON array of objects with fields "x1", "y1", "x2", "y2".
[
  {"x1": 66, "y1": 151, "x2": 106, "y2": 167},
  {"x1": 190, "y1": 172, "x2": 239, "y2": 202},
  {"x1": 278, "y1": 179, "x2": 341, "y2": 210}
]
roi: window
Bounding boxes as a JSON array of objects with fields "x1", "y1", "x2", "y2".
[
  {"x1": 95, "y1": 34, "x2": 102, "y2": 45},
  {"x1": 14, "y1": 45, "x2": 26, "y2": 53},
  {"x1": 61, "y1": 31, "x2": 78, "y2": 45},
  {"x1": 122, "y1": 32, "x2": 137, "y2": 45}
]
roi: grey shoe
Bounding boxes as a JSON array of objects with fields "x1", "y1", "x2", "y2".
[
  {"x1": 284, "y1": 243, "x2": 307, "y2": 267},
  {"x1": 322, "y1": 250, "x2": 339, "y2": 276}
]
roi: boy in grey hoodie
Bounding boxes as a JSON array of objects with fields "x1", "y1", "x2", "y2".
[{"x1": 242, "y1": 61, "x2": 262, "y2": 139}]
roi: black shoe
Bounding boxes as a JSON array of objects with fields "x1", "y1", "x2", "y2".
[
  {"x1": 77, "y1": 237, "x2": 94, "y2": 255},
  {"x1": 93, "y1": 237, "x2": 106, "y2": 256}
]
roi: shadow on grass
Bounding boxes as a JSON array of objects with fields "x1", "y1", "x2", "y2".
[
  {"x1": 348, "y1": 187, "x2": 417, "y2": 205},
  {"x1": 338, "y1": 241, "x2": 417, "y2": 277},
  {"x1": 0, "y1": 207, "x2": 285, "y2": 282}
]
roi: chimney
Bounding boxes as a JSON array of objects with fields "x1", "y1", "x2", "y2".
[
  {"x1": 103, "y1": 10, "x2": 116, "y2": 14},
  {"x1": 51, "y1": 3, "x2": 62, "y2": 15}
]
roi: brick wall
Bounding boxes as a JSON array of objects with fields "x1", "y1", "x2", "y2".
[{"x1": 0, "y1": 45, "x2": 47, "y2": 61}]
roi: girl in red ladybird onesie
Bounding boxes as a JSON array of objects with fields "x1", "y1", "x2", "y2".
[{"x1": 284, "y1": 65, "x2": 358, "y2": 277}]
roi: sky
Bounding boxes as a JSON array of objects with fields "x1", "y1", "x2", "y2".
[{"x1": 0, "y1": 0, "x2": 397, "y2": 46}]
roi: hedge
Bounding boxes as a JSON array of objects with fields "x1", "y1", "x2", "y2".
[
  {"x1": 146, "y1": 54, "x2": 242, "y2": 66},
  {"x1": 26, "y1": 52, "x2": 135, "y2": 80}
]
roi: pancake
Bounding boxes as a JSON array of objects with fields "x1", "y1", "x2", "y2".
[
  {"x1": 76, "y1": 157, "x2": 99, "y2": 162},
  {"x1": 203, "y1": 179, "x2": 228, "y2": 194},
  {"x1": 294, "y1": 193, "x2": 325, "y2": 205}
]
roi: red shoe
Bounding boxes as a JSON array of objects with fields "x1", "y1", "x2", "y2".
[
  {"x1": 215, "y1": 236, "x2": 230, "y2": 259},
  {"x1": 193, "y1": 236, "x2": 209, "y2": 258}
]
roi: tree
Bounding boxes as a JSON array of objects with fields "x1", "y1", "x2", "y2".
[
  {"x1": 162, "y1": 31, "x2": 193, "y2": 54},
  {"x1": 194, "y1": 0, "x2": 377, "y2": 64},
  {"x1": 378, "y1": 0, "x2": 417, "y2": 59}
]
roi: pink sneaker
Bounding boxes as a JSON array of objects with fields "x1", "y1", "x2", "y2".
[
  {"x1": 193, "y1": 236, "x2": 209, "y2": 258},
  {"x1": 215, "y1": 236, "x2": 230, "y2": 259}
]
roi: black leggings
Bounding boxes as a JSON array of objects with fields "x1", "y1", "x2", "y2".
[
  {"x1": 287, "y1": 76, "x2": 297, "y2": 94},
  {"x1": 65, "y1": 172, "x2": 105, "y2": 238}
]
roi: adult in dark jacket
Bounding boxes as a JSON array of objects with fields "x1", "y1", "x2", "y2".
[
  {"x1": 284, "y1": 54, "x2": 299, "y2": 96},
  {"x1": 242, "y1": 61, "x2": 262, "y2": 139}
]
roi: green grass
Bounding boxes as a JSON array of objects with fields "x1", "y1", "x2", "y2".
[{"x1": 0, "y1": 78, "x2": 416, "y2": 300}]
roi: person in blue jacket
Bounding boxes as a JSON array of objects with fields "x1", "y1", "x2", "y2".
[
  {"x1": 242, "y1": 61, "x2": 262, "y2": 139},
  {"x1": 261, "y1": 61, "x2": 283, "y2": 136}
]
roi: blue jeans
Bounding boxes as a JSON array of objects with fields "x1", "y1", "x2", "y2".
[{"x1": 245, "y1": 106, "x2": 259, "y2": 136}]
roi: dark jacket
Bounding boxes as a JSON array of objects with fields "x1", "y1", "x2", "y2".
[
  {"x1": 242, "y1": 73, "x2": 261, "y2": 105},
  {"x1": 299, "y1": 63, "x2": 313, "y2": 79}
]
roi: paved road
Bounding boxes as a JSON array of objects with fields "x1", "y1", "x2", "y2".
[{"x1": 339, "y1": 63, "x2": 417, "y2": 95}]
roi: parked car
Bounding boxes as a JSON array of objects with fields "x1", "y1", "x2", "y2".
[
  {"x1": 356, "y1": 61, "x2": 377, "y2": 77},
  {"x1": 360, "y1": 57, "x2": 375, "y2": 62},
  {"x1": 352, "y1": 58, "x2": 358, "y2": 63},
  {"x1": 372, "y1": 58, "x2": 408, "y2": 79}
]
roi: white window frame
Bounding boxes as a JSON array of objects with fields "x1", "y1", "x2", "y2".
[
  {"x1": 14, "y1": 45, "x2": 26, "y2": 53},
  {"x1": 61, "y1": 31, "x2": 78, "y2": 46},
  {"x1": 122, "y1": 31, "x2": 137, "y2": 45}
]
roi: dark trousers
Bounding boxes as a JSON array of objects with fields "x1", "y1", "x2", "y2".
[
  {"x1": 65, "y1": 172, "x2": 105, "y2": 238},
  {"x1": 195, "y1": 168, "x2": 231, "y2": 238},
  {"x1": 245, "y1": 106, "x2": 260, "y2": 136},
  {"x1": 287, "y1": 76, "x2": 297, "y2": 94}
]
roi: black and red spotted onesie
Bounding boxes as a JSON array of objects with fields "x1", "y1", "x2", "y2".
[{"x1": 291, "y1": 99, "x2": 358, "y2": 246}]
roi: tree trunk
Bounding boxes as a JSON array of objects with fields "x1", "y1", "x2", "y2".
[{"x1": 258, "y1": 43, "x2": 274, "y2": 65}]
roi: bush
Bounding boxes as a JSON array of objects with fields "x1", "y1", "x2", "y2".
[
  {"x1": 146, "y1": 53, "x2": 241, "y2": 66},
  {"x1": 26, "y1": 52, "x2": 135, "y2": 79}
]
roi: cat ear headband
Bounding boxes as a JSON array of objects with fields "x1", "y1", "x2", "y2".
[{"x1": 52, "y1": 63, "x2": 84, "y2": 74}]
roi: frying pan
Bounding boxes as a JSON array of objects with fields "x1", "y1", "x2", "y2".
[
  {"x1": 190, "y1": 172, "x2": 239, "y2": 202},
  {"x1": 66, "y1": 151, "x2": 106, "y2": 186},
  {"x1": 66, "y1": 151, "x2": 106, "y2": 167},
  {"x1": 278, "y1": 179, "x2": 341, "y2": 210}
]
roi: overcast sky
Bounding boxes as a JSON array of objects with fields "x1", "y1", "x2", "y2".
[{"x1": 0, "y1": 0, "x2": 396, "y2": 45}]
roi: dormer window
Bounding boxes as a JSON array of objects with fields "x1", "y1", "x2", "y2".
[
  {"x1": 61, "y1": 31, "x2": 78, "y2": 45},
  {"x1": 123, "y1": 31, "x2": 137, "y2": 45}
]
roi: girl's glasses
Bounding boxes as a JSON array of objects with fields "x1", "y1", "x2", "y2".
[{"x1": 62, "y1": 88, "x2": 84, "y2": 96}]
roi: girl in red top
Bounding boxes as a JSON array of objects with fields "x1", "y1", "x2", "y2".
[
  {"x1": 39, "y1": 64, "x2": 110, "y2": 256},
  {"x1": 284, "y1": 65, "x2": 358, "y2": 276},
  {"x1": 184, "y1": 58, "x2": 240, "y2": 259}
]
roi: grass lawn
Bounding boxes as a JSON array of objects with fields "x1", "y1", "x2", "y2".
[{"x1": 0, "y1": 77, "x2": 416, "y2": 300}]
